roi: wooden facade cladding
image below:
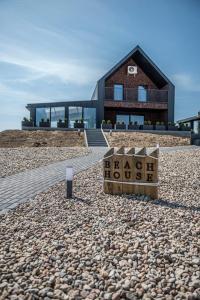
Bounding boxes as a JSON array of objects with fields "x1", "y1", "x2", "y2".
[{"x1": 104, "y1": 100, "x2": 168, "y2": 110}]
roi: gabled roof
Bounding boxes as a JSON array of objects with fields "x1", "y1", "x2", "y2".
[{"x1": 98, "y1": 45, "x2": 174, "y2": 88}]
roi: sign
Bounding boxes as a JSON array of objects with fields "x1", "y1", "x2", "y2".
[{"x1": 103, "y1": 147, "x2": 159, "y2": 199}]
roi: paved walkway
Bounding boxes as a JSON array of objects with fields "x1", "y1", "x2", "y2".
[
  {"x1": 0, "y1": 147, "x2": 108, "y2": 214},
  {"x1": 0, "y1": 145, "x2": 198, "y2": 214}
]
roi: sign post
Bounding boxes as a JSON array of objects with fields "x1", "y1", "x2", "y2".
[
  {"x1": 66, "y1": 166, "x2": 73, "y2": 198},
  {"x1": 103, "y1": 147, "x2": 159, "y2": 199}
]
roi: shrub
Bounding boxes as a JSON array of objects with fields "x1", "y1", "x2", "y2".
[{"x1": 23, "y1": 117, "x2": 29, "y2": 122}]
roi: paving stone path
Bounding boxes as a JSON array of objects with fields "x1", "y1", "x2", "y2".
[
  {"x1": 0, "y1": 145, "x2": 197, "y2": 214},
  {"x1": 0, "y1": 147, "x2": 108, "y2": 214}
]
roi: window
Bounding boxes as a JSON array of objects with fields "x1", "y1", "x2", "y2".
[
  {"x1": 116, "y1": 115, "x2": 129, "y2": 126},
  {"x1": 84, "y1": 108, "x2": 96, "y2": 129},
  {"x1": 116, "y1": 114, "x2": 144, "y2": 126},
  {"x1": 51, "y1": 107, "x2": 65, "y2": 128},
  {"x1": 114, "y1": 84, "x2": 123, "y2": 101},
  {"x1": 68, "y1": 107, "x2": 82, "y2": 128},
  {"x1": 130, "y1": 115, "x2": 144, "y2": 125},
  {"x1": 138, "y1": 86, "x2": 147, "y2": 102},
  {"x1": 36, "y1": 107, "x2": 50, "y2": 126}
]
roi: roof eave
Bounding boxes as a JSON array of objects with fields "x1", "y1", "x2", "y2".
[{"x1": 98, "y1": 45, "x2": 174, "y2": 87}]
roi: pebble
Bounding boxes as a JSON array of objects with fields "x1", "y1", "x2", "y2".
[
  {"x1": 0, "y1": 150, "x2": 199, "y2": 299},
  {"x1": 0, "y1": 146, "x2": 89, "y2": 177}
]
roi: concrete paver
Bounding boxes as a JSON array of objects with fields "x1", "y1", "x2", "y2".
[
  {"x1": 0, "y1": 147, "x2": 107, "y2": 213},
  {"x1": 0, "y1": 145, "x2": 198, "y2": 214}
]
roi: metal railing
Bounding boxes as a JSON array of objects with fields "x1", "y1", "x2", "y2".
[{"x1": 105, "y1": 87, "x2": 168, "y2": 103}]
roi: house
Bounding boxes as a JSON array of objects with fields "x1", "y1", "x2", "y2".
[
  {"x1": 24, "y1": 45, "x2": 175, "y2": 129},
  {"x1": 177, "y1": 112, "x2": 200, "y2": 133}
]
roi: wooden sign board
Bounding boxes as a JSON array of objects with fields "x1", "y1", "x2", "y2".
[{"x1": 103, "y1": 147, "x2": 159, "y2": 199}]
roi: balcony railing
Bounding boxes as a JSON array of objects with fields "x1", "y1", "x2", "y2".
[{"x1": 105, "y1": 87, "x2": 168, "y2": 103}]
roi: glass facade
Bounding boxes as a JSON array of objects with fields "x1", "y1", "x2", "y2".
[
  {"x1": 68, "y1": 106, "x2": 83, "y2": 128},
  {"x1": 193, "y1": 121, "x2": 200, "y2": 134},
  {"x1": 84, "y1": 108, "x2": 96, "y2": 129},
  {"x1": 116, "y1": 114, "x2": 144, "y2": 125},
  {"x1": 51, "y1": 107, "x2": 65, "y2": 128},
  {"x1": 116, "y1": 114, "x2": 129, "y2": 126},
  {"x1": 138, "y1": 86, "x2": 147, "y2": 102},
  {"x1": 130, "y1": 115, "x2": 144, "y2": 125},
  {"x1": 114, "y1": 84, "x2": 123, "y2": 101},
  {"x1": 36, "y1": 107, "x2": 50, "y2": 126}
]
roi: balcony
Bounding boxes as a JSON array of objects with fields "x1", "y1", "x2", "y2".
[{"x1": 104, "y1": 87, "x2": 168, "y2": 110}]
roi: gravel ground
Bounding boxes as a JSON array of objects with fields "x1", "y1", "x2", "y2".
[
  {"x1": 0, "y1": 130, "x2": 85, "y2": 148},
  {"x1": 0, "y1": 147, "x2": 90, "y2": 178},
  {"x1": 106, "y1": 132, "x2": 190, "y2": 148},
  {"x1": 0, "y1": 150, "x2": 199, "y2": 299}
]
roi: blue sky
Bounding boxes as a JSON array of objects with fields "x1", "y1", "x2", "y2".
[{"x1": 0, "y1": 0, "x2": 200, "y2": 131}]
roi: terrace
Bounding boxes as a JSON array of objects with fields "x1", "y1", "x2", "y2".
[{"x1": 104, "y1": 87, "x2": 168, "y2": 109}]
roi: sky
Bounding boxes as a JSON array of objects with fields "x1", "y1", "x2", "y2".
[{"x1": 0, "y1": 0, "x2": 200, "y2": 131}]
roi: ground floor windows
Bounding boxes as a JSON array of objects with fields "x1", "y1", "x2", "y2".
[
  {"x1": 68, "y1": 107, "x2": 96, "y2": 128},
  {"x1": 193, "y1": 121, "x2": 200, "y2": 134},
  {"x1": 68, "y1": 106, "x2": 83, "y2": 128},
  {"x1": 51, "y1": 107, "x2": 65, "y2": 128},
  {"x1": 116, "y1": 115, "x2": 129, "y2": 126},
  {"x1": 36, "y1": 107, "x2": 50, "y2": 126},
  {"x1": 84, "y1": 108, "x2": 96, "y2": 129},
  {"x1": 130, "y1": 115, "x2": 144, "y2": 125},
  {"x1": 116, "y1": 114, "x2": 144, "y2": 126},
  {"x1": 35, "y1": 106, "x2": 97, "y2": 129}
]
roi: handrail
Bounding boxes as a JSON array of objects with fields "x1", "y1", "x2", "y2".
[{"x1": 104, "y1": 87, "x2": 168, "y2": 103}]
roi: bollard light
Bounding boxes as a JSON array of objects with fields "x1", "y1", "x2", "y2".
[
  {"x1": 156, "y1": 143, "x2": 159, "y2": 149},
  {"x1": 66, "y1": 166, "x2": 73, "y2": 198}
]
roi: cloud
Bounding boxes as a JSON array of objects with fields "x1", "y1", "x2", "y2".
[
  {"x1": 0, "y1": 37, "x2": 104, "y2": 86},
  {"x1": 172, "y1": 73, "x2": 200, "y2": 92},
  {"x1": 0, "y1": 51, "x2": 101, "y2": 86}
]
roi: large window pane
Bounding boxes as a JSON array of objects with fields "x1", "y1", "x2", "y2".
[
  {"x1": 114, "y1": 84, "x2": 123, "y2": 101},
  {"x1": 36, "y1": 107, "x2": 50, "y2": 126},
  {"x1": 130, "y1": 115, "x2": 144, "y2": 125},
  {"x1": 51, "y1": 107, "x2": 65, "y2": 128},
  {"x1": 68, "y1": 107, "x2": 82, "y2": 128},
  {"x1": 138, "y1": 86, "x2": 147, "y2": 102},
  {"x1": 116, "y1": 115, "x2": 129, "y2": 126},
  {"x1": 84, "y1": 108, "x2": 96, "y2": 129},
  {"x1": 193, "y1": 121, "x2": 200, "y2": 134}
]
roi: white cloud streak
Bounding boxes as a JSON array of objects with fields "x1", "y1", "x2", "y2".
[
  {"x1": 0, "y1": 52, "x2": 100, "y2": 85},
  {"x1": 172, "y1": 73, "x2": 200, "y2": 92}
]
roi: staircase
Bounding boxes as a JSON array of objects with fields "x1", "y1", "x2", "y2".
[{"x1": 85, "y1": 129, "x2": 108, "y2": 147}]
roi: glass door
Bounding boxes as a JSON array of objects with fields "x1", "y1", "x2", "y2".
[
  {"x1": 130, "y1": 115, "x2": 144, "y2": 125},
  {"x1": 51, "y1": 107, "x2": 65, "y2": 128},
  {"x1": 116, "y1": 115, "x2": 129, "y2": 126}
]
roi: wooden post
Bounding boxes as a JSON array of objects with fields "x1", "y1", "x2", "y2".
[
  {"x1": 103, "y1": 148, "x2": 114, "y2": 194},
  {"x1": 122, "y1": 147, "x2": 135, "y2": 194}
]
